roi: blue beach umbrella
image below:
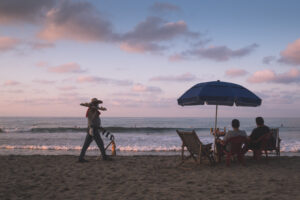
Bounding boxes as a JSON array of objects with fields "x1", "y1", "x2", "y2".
[{"x1": 177, "y1": 80, "x2": 262, "y2": 139}]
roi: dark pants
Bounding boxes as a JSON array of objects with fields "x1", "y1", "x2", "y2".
[{"x1": 79, "y1": 127, "x2": 107, "y2": 160}]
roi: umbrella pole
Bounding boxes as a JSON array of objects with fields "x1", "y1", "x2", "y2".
[
  {"x1": 214, "y1": 105, "x2": 219, "y2": 161},
  {"x1": 214, "y1": 105, "x2": 218, "y2": 136}
]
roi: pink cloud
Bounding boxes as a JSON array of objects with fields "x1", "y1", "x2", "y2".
[
  {"x1": 132, "y1": 84, "x2": 162, "y2": 93},
  {"x1": 0, "y1": 36, "x2": 20, "y2": 52},
  {"x1": 0, "y1": 1, "x2": 202, "y2": 56},
  {"x1": 3, "y1": 80, "x2": 20, "y2": 86},
  {"x1": 247, "y1": 68, "x2": 300, "y2": 83},
  {"x1": 225, "y1": 69, "x2": 248, "y2": 78},
  {"x1": 120, "y1": 42, "x2": 165, "y2": 53},
  {"x1": 77, "y1": 76, "x2": 132, "y2": 86},
  {"x1": 247, "y1": 69, "x2": 275, "y2": 83},
  {"x1": 33, "y1": 79, "x2": 55, "y2": 84},
  {"x1": 38, "y1": 1, "x2": 114, "y2": 42},
  {"x1": 0, "y1": 89, "x2": 23, "y2": 94},
  {"x1": 36, "y1": 61, "x2": 49, "y2": 68},
  {"x1": 279, "y1": 38, "x2": 300, "y2": 65},
  {"x1": 29, "y1": 41, "x2": 54, "y2": 50},
  {"x1": 57, "y1": 86, "x2": 77, "y2": 91},
  {"x1": 168, "y1": 54, "x2": 185, "y2": 62},
  {"x1": 150, "y1": 73, "x2": 197, "y2": 82},
  {"x1": 108, "y1": 97, "x2": 174, "y2": 109},
  {"x1": 48, "y1": 62, "x2": 85, "y2": 73},
  {"x1": 77, "y1": 76, "x2": 102, "y2": 83}
]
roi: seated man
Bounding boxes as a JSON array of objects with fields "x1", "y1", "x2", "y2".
[
  {"x1": 220, "y1": 119, "x2": 247, "y2": 152},
  {"x1": 248, "y1": 117, "x2": 270, "y2": 150}
]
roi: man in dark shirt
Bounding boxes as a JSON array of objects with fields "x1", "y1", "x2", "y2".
[{"x1": 249, "y1": 117, "x2": 270, "y2": 150}]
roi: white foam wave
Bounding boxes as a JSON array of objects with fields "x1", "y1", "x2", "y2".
[
  {"x1": 280, "y1": 141, "x2": 300, "y2": 152},
  {"x1": 0, "y1": 144, "x2": 299, "y2": 153},
  {"x1": 0, "y1": 145, "x2": 182, "y2": 152}
]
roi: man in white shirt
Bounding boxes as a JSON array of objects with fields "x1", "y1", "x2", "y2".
[{"x1": 222, "y1": 119, "x2": 247, "y2": 151}]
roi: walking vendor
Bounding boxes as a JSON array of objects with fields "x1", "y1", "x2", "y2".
[{"x1": 78, "y1": 98, "x2": 110, "y2": 162}]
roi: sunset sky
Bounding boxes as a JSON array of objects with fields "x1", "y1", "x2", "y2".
[{"x1": 1, "y1": 0, "x2": 300, "y2": 117}]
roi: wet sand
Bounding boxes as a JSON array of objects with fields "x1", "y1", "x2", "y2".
[{"x1": 0, "y1": 155, "x2": 299, "y2": 200}]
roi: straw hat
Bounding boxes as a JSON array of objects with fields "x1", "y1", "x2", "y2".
[{"x1": 90, "y1": 98, "x2": 103, "y2": 104}]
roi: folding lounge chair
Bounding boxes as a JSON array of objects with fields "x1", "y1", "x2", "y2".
[
  {"x1": 222, "y1": 136, "x2": 248, "y2": 166},
  {"x1": 269, "y1": 128, "x2": 281, "y2": 156},
  {"x1": 176, "y1": 130, "x2": 215, "y2": 165},
  {"x1": 251, "y1": 128, "x2": 281, "y2": 159}
]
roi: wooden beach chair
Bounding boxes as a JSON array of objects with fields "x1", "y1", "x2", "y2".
[
  {"x1": 176, "y1": 130, "x2": 215, "y2": 166},
  {"x1": 269, "y1": 128, "x2": 281, "y2": 156},
  {"x1": 251, "y1": 128, "x2": 281, "y2": 160},
  {"x1": 222, "y1": 136, "x2": 248, "y2": 166}
]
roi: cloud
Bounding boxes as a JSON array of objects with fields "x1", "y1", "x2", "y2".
[
  {"x1": 279, "y1": 38, "x2": 300, "y2": 65},
  {"x1": 77, "y1": 76, "x2": 132, "y2": 86},
  {"x1": 111, "y1": 92, "x2": 140, "y2": 97},
  {"x1": 120, "y1": 17, "x2": 198, "y2": 53},
  {"x1": 255, "y1": 89, "x2": 300, "y2": 105},
  {"x1": 132, "y1": 83, "x2": 162, "y2": 93},
  {"x1": 48, "y1": 62, "x2": 85, "y2": 73},
  {"x1": 150, "y1": 2, "x2": 181, "y2": 13},
  {"x1": 123, "y1": 17, "x2": 197, "y2": 43},
  {"x1": 28, "y1": 41, "x2": 55, "y2": 50},
  {"x1": 13, "y1": 95, "x2": 86, "y2": 106},
  {"x1": 0, "y1": 36, "x2": 20, "y2": 52},
  {"x1": 262, "y1": 56, "x2": 276, "y2": 64},
  {"x1": 168, "y1": 54, "x2": 186, "y2": 62},
  {"x1": 38, "y1": 1, "x2": 115, "y2": 42},
  {"x1": 150, "y1": 73, "x2": 197, "y2": 82},
  {"x1": 120, "y1": 42, "x2": 166, "y2": 53},
  {"x1": 3, "y1": 80, "x2": 20, "y2": 86},
  {"x1": 36, "y1": 61, "x2": 49, "y2": 68},
  {"x1": 1, "y1": 89, "x2": 23, "y2": 93},
  {"x1": 187, "y1": 43, "x2": 259, "y2": 61},
  {"x1": 0, "y1": 1, "x2": 201, "y2": 55},
  {"x1": 108, "y1": 97, "x2": 174, "y2": 108},
  {"x1": 57, "y1": 86, "x2": 77, "y2": 91},
  {"x1": 247, "y1": 68, "x2": 300, "y2": 83},
  {"x1": 0, "y1": 0, "x2": 55, "y2": 24},
  {"x1": 225, "y1": 69, "x2": 248, "y2": 78},
  {"x1": 33, "y1": 79, "x2": 55, "y2": 84}
]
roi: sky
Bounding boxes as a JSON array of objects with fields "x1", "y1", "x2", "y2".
[{"x1": 0, "y1": 0, "x2": 300, "y2": 118}]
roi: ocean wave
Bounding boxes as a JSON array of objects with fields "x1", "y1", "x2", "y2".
[
  {"x1": 1, "y1": 127, "x2": 209, "y2": 133},
  {"x1": 0, "y1": 145, "x2": 182, "y2": 152},
  {"x1": 0, "y1": 144, "x2": 299, "y2": 153},
  {"x1": 31, "y1": 127, "x2": 87, "y2": 133}
]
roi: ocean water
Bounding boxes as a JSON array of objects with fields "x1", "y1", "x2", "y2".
[{"x1": 0, "y1": 117, "x2": 299, "y2": 156}]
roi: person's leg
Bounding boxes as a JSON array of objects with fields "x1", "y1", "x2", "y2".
[
  {"x1": 93, "y1": 128, "x2": 107, "y2": 160},
  {"x1": 79, "y1": 132, "x2": 93, "y2": 160}
]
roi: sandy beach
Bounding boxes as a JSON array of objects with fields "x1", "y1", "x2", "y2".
[{"x1": 0, "y1": 155, "x2": 299, "y2": 200}]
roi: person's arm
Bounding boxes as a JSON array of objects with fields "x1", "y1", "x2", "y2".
[
  {"x1": 98, "y1": 106, "x2": 107, "y2": 111},
  {"x1": 250, "y1": 129, "x2": 255, "y2": 140},
  {"x1": 242, "y1": 130, "x2": 247, "y2": 137},
  {"x1": 223, "y1": 132, "x2": 231, "y2": 143},
  {"x1": 265, "y1": 126, "x2": 270, "y2": 134}
]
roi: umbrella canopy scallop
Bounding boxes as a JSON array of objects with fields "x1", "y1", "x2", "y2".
[{"x1": 177, "y1": 80, "x2": 262, "y2": 107}]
